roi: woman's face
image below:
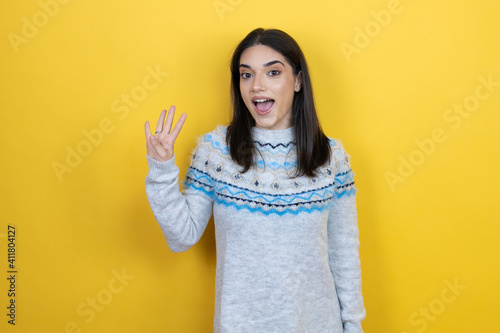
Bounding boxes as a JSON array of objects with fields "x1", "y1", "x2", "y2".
[{"x1": 239, "y1": 44, "x2": 302, "y2": 130}]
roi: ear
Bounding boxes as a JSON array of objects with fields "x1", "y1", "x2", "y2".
[{"x1": 294, "y1": 71, "x2": 303, "y2": 92}]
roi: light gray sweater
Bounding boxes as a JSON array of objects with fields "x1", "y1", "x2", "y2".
[{"x1": 145, "y1": 125, "x2": 365, "y2": 332}]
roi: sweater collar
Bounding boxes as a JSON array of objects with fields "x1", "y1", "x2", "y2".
[{"x1": 251, "y1": 126, "x2": 295, "y2": 145}]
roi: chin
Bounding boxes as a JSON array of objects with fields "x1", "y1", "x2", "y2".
[
  {"x1": 256, "y1": 123, "x2": 274, "y2": 130},
  {"x1": 256, "y1": 119, "x2": 286, "y2": 130},
  {"x1": 253, "y1": 116, "x2": 274, "y2": 128},
  {"x1": 247, "y1": 104, "x2": 292, "y2": 130}
]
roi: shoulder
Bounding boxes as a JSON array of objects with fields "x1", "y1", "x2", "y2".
[
  {"x1": 327, "y1": 137, "x2": 353, "y2": 174},
  {"x1": 201, "y1": 125, "x2": 227, "y2": 141},
  {"x1": 188, "y1": 125, "x2": 230, "y2": 174},
  {"x1": 193, "y1": 125, "x2": 229, "y2": 156}
]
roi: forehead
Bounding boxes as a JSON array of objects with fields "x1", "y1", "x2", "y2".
[{"x1": 239, "y1": 44, "x2": 286, "y2": 65}]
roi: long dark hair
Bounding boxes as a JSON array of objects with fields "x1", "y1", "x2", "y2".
[{"x1": 226, "y1": 28, "x2": 331, "y2": 177}]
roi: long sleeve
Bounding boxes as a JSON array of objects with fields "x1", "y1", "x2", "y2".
[
  {"x1": 145, "y1": 138, "x2": 214, "y2": 253},
  {"x1": 327, "y1": 141, "x2": 366, "y2": 333}
]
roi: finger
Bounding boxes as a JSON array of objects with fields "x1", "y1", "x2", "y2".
[
  {"x1": 155, "y1": 109, "x2": 167, "y2": 134},
  {"x1": 164, "y1": 105, "x2": 176, "y2": 134},
  {"x1": 145, "y1": 121, "x2": 156, "y2": 157},
  {"x1": 169, "y1": 113, "x2": 187, "y2": 141},
  {"x1": 145, "y1": 120, "x2": 152, "y2": 139},
  {"x1": 149, "y1": 135, "x2": 171, "y2": 161}
]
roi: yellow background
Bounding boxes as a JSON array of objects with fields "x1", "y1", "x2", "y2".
[{"x1": 1, "y1": 0, "x2": 499, "y2": 332}]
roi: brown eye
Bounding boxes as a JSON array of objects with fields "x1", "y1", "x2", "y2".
[
  {"x1": 241, "y1": 73, "x2": 252, "y2": 79},
  {"x1": 269, "y1": 70, "x2": 280, "y2": 76}
]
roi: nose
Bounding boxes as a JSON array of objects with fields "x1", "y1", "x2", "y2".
[{"x1": 251, "y1": 73, "x2": 265, "y2": 92}]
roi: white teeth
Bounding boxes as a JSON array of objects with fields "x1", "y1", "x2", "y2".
[{"x1": 254, "y1": 99, "x2": 272, "y2": 103}]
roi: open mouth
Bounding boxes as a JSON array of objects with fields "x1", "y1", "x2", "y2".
[{"x1": 253, "y1": 98, "x2": 275, "y2": 114}]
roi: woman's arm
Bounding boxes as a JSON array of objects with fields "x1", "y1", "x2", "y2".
[
  {"x1": 144, "y1": 106, "x2": 214, "y2": 252},
  {"x1": 327, "y1": 141, "x2": 366, "y2": 332}
]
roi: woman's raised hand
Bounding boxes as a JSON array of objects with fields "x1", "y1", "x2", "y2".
[{"x1": 145, "y1": 105, "x2": 187, "y2": 162}]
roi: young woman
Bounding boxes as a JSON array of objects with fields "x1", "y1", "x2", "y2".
[{"x1": 144, "y1": 28, "x2": 365, "y2": 332}]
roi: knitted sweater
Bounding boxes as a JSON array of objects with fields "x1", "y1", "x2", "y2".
[{"x1": 145, "y1": 125, "x2": 365, "y2": 333}]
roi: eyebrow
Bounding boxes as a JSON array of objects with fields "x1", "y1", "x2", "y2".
[{"x1": 239, "y1": 60, "x2": 285, "y2": 69}]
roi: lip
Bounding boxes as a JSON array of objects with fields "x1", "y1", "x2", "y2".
[
  {"x1": 251, "y1": 95, "x2": 273, "y2": 103},
  {"x1": 251, "y1": 96, "x2": 275, "y2": 116}
]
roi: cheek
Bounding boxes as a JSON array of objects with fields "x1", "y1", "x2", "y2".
[
  {"x1": 239, "y1": 82, "x2": 249, "y2": 99},
  {"x1": 272, "y1": 81, "x2": 286, "y2": 98},
  {"x1": 275, "y1": 81, "x2": 295, "y2": 103},
  {"x1": 239, "y1": 84, "x2": 252, "y2": 110}
]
